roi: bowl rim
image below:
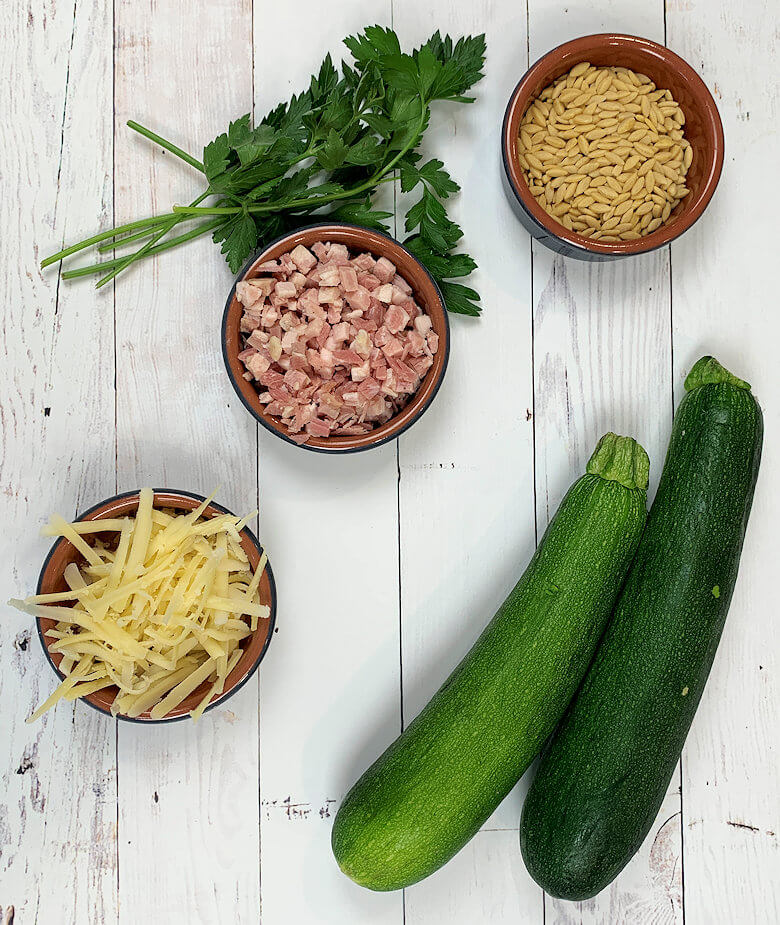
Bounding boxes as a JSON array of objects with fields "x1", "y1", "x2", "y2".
[
  {"x1": 35, "y1": 488, "x2": 277, "y2": 724},
  {"x1": 221, "y1": 222, "x2": 451, "y2": 454},
  {"x1": 501, "y1": 32, "x2": 725, "y2": 256}
]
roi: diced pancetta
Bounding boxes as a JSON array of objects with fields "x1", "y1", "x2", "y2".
[
  {"x1": 384, "y1": 305, "x2": 410, "y2": 334},
  {"x1": 374, "y1": 256, "x2": 396, "y2": 283},
  {"x1": 338, "y1": 266, "x2": 359, "y2": 291},
  {"x1": 290, "y1": 244, "x2": 317, "y2": 274},
  {"x1": 236, "y1": 241, "x2": 439, "y2": 441}
]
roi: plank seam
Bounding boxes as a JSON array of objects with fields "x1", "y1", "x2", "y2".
[{"x1": 111, "y1": 0, "x2": 121, "y2": 918}]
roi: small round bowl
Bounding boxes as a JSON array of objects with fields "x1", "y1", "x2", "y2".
[
  {"x1": 222, "y1": 223, "x2": 450, "y2": 453},
  {"x1": 35, "y1": 489, "x2": 276, "y2": 723},
  {"x1": 502, "y1": 34, "x2": 724, "y2": 260}
]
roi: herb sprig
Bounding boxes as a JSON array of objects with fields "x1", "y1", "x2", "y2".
[{"x1": 42, "y1": 27, "x2": 486, "y2": 315}]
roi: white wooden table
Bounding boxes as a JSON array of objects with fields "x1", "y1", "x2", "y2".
[{"x1": 2, "y1": 0, "x2": 778, "y2": 922}]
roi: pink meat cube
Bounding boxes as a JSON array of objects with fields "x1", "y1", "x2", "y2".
[
  {"x1": 244, "y1": 353, "x2": 271, "y2": 379},
  {"x1": 284, "y1": 369, "x2": 310, "y2": 393},
  {"x1": 375, "y1": 284, "x2": 394, "y2": 304},
  {"x1": 332, "y1": 348, "x2": 364, "y2": 366},
  {"x1": 290, "y1": 244, "x2": 317, "y2": 274},
  {"x1": 374, "y1": 257, "x2": 396, "y2": 283},
  {"x1": 345, "y1": 286, "x2": 371, "y2": 312},
  {"x1": 275, "y1": 280, "x2": 298, "y2": 301},
  {"x1": 297, "y1": 288, "x2": 321, "y2": 317},
  {"x1": 240, "y1": 312, "x2": 261, "y2": 333},
  {"x1": 392, "y1": 273, "x2": 413, "y2": 295},
  {"x1": 384, "y1": 305, "x2": 410, "y2": 335},
  {"x1": 306, "y1": 418, "x2": 332, "y2": 438},
  {"x1": 319, "y1": 266, "x2": 342, "y2": 287},
  {"x1": 326, "y1": 244, "x2": 350, "y2": 265},
  {"x1": 380, "y1": 335, "x2": 404, "y2": 358},
  {"x1": 414, "y1": 314, "x2": 432, "y2": 336},
  {"x1": 338, "y1": 266, "x2": 359, "y2": 291},
  {"x1": 236, "y1": 280, "x2": 264, "y2": 309},
  {"x1": 318, "y1": 286, "x2": 341, "y2": 304},
  {"x1": 352, "y1": 252, "x2": 376, "y2": 272},
  {"x1": 247, "y1": 330, "x2": 269, "y2": 350},
  {"x1": 357, "y1": 272, "x2": 380, "y2": 292}
]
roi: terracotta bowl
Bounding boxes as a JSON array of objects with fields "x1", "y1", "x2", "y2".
[
  {"x1": 502, "y1": 34, "x2": 724, "y2": 260},
  {"x1": 222, "y1": 223, "x2": 450, "y2": 452},
  {"x1": 35, "y1": 489, "x2": 276, "y2": 723}
]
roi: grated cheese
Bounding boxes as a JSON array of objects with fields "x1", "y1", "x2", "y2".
[{"x1": 10, "y1": 491, "x2": 269, "y2": 722}]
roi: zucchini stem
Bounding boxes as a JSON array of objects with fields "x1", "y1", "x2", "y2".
[
  {"x1": 684, "y1": 356, "x2": 751, "y2": 392},
  {"x1": 587, "y1": 434, "x2": 650, "y2": 493}
]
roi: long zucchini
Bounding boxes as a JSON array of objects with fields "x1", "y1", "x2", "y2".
[
  {"x1": 520, "y1": 356, "x2": 763, "y2": 900},
  {"x1": 332, "y1": 434, "x2": 649, "y2": 891}
]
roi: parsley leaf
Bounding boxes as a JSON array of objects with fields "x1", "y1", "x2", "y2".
[
  {"x1": 317, "y1": 129, "x2": 349, "y2": 170},
  {"x1": 327, "y1": 197, "x2": 392, "y2": 231},
  {"x1": 213, "y1": 212, "x2": 258, "y2": 274},
  {"x1": 439, "y1": 281, "x2": 481, "y2": 317},
  {"x1": 48, "y1": 26, "x2": 486, "y2": 316},
  {"x1": 399, "y1": 157, "x2": 459, "y2": 197}
]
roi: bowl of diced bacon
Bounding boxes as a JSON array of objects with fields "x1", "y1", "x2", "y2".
[{"x1": 222, "y1": 224, "x2": 450, "y2": 452}]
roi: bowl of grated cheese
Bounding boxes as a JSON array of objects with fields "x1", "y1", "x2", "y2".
[{"x1": 14, "y1": 488, "x2": 276, "y2": 723}]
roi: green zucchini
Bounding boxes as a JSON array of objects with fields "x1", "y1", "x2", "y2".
[
  {"x1": 520, "y1": 356, "x2": 763, "y2": 901},
  {"x1": 332, "y1": 434, "x2": 650, "y2": 891}
]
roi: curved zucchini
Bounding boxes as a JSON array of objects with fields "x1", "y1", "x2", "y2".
[
  {"x1": 520, "y1": 356, "x2": 764, "y2": 900},
  {"x1": 332, "y1": 434, "x2": 649, "y2": 891}
]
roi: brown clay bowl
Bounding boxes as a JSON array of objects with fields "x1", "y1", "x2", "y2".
[
  {"x1": 502, "y1": 34, "x2": 724, "y2": 260},
  {"x1": 222, "y1": 224, "x2": 450, "y2": 452},
  {"x1": 35, "y1": 489, "x2": 276, "y2": 723}
]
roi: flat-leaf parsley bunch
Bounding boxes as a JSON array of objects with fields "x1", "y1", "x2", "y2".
[{"x1": 43, "y1": 27, "x2": 486, "y2": 315}]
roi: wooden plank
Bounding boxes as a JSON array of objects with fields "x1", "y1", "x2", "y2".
[
  {"x1": 111, "y1": 2, "x2": 261, "y2": 922},
  {"x1": 405, "y1": 830, "x2": 542, "y2": 923},
  {"x1": 391, "y1": 0, "x2": 542, "y2": 917},
  {"x1": 527, "y1": 2, "x2": 681, "y2": 922},
  {"x1": 0, "y1": 1, "x2": 118, "y2": 923},
  {"x1": 393, "y1": 0, "x2": 543, "y2": 923},
  {"x1": 394, "y1": 0, "x2": 536, "y2": 828},
  {"x1": 251, "y1": 4, "x2": 402, "y2": 923},
  {"x1": 667, "y1": 1, "x2": 780, "y2": 921}
]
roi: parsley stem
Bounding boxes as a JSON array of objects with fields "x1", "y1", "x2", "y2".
[
  {"x1": 94, "y1": 191, "x2": 210, "y2": 288},
  {"x1": 172, "y1": 205, "x2": 239, "y2": 216},
  {"x1": 96, "y1": 224, "x2": 174, "y2": 253},
  {"x1": 170, "y1": 169, "x2": 404, "y2": 218},
  {"x1": 40, "y1": 214, "x2": 176, "y2": 268},
  {"x1": 63, "y1": 218, "x2": 223, "y2": 279},
  {"x1": 127, "y1": 121, "x2": 204, "y2": 173}
]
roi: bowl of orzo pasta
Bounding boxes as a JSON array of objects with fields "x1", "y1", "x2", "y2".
[{"x1": 501, "y1": 34, "x2": 724, "y2": 260}]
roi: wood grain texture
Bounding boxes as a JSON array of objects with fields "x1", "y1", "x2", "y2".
[
  {"x1": 112, "y1": 1, "x2": 261, "y2": 922},
  {"x1": 528, "y1": 2, "x2": 681, "y2": 923},
  {"x1": 405, "y1": 830, "x2": 542, "y2": 923},
  {"x1": 667, "y1": 1, "x2": 780, "y2": 922},
  {"x1": 251, "y1": 4, "x2": 402, "y2": 924},
  {"x1": 0, "y1": 1, "x2": 118, "y2": 923},
  {"x1": 2, "y1": 0, "x2": 778, "y2": 921},
  {"x1": 392, "y1": 0, "x2": 541, "y2": 918}
]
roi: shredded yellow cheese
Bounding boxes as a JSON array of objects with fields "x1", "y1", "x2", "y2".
[{"x1": 10, "y1": 491, "x2": 269, "y2": 722}]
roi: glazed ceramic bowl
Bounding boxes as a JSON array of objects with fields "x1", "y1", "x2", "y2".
[
  {"x1": 502, "y1": 34, "x2": 724, "y2": 260},
  {"x1": 222, "y1": 224, "x2": 450, "y2": 453},
  {"x1": 35, "y1": 489, "x2": 276, "y2": 723}
]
